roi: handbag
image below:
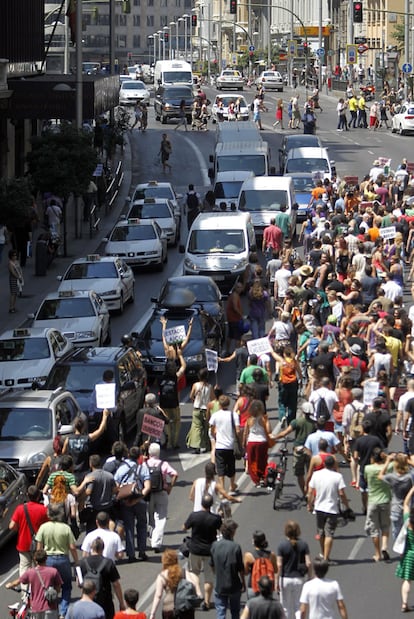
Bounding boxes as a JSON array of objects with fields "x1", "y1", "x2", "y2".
[
  {"x1": 36, "y1": 567, "x2": 58, "y2": 604},
  {"x1": 230, "y1": 410, "x2": 243, "y2": 460},
  {"x1": 393, "y1": 520, "x2": 409, "y2": 554},
  {"x1": 23, "y1": 503, "x2": 37, "y2": 554}
]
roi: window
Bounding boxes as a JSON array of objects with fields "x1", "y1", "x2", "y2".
[
  {"x1": 133, "y1": 15, "x2": 140, "y2": 26},
  {"x1": 147, "y1": 15, "x2": 154, "y2": 26},
  {"x1": 133, "y1": 0, "x2": 140, "y2": 5},
  {"x1": 148, "y1": 0, "x2": 154, "y2": 6},
  {"x1": 119, "y1": 14, "x2": 127, "y2": 27},
  {"x1": 117, "y1": 34, "x2": 127, "y2": 48},
  {"x1": 160, "y1": 15, "x2": 168, "y2": 26},
  {"x1": 133, "y1": 34, "x2": 141, "y2": 47}
]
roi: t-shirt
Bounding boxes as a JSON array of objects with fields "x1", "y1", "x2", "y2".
[
  {"x1": 79, "y1": 555, "x2": 120, "y2": 614},
  {"x1": 85, "y1": 469, "x2": 116, "y2": 511},
  {"x1": 364, "y1": 411, "x2": 391, "y2": 448},
  {"x1": 209, "y1": 409, "x2": 239, "y2": 450},
  {"x1": 184, "y1": 510, "x2": 222, "y2": 555},
  {"x1": 300, "y1": 578, "x2": 344, "y2": 619},
  {"x1": 36, "y1": 521, "x2": 75, "y2": 555},
  {"x1": 308, "y1": 468, "x2": 346, "y2": 514},
  {"x1": 309, "y1": 388, "x2": 339, "y2": 419},
  {"x1": 276, "y1": 539, "x2": 309, "y2": 578},
  {"x1": 239, "y1": 365, "x2": 267, "y2": 385},
  {"x1": 47, "y1": 470, "x2": 76, "y2": 491},
  {"x1": 304, "y1": 430, "x2": 339, "y2": 456},
  {"x1": 11, "y1": 501, "x2": 49, "y2": 552},
  {"x1": 114, "y1": 613, "x2": 146, "y2": 619},
  {"x1": 353, "y1": 434, "x2": 383, "y2": 473},
  {"x1": 81, "y1": 528, "x2": 125, "y2": 562},
  {"x1": 210, "y1": 538, "x2": 243, "y2": 594},
  {"x1": 290, "y1": 416, "x2": 316, "y2": 446},
  {"x1": 382, "y1": 472, "x2": 413, "y2": 513},
  {"x1": 20, "y1": 566, "x2": 63, "y2": 612},
  {"x1": 364, "y1": 463, "x2": 392, "y2": 505},
  {"x1": 245, "y1": 595, "x2": 285, "y2": 619},
  {"x1": 67, "y1": 600, "x2": 105, "y2": 619}
]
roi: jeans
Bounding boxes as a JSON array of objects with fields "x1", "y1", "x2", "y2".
[
  {"x1": 46, "y1": 554, "x2": 72, "y2": 617},
  {"x1": 391, "y1": 510, "x2": 404, "y2": 541},
  {"x1": 120, "y1": 500, "x2": 148, "y2": 558},
  {"x1": 249, "y1": 316, "x2": 265, "y2": 340},
  {"x1": 278, "y1": 381, "x2": 298, "y2": 423},
  {"x1": 214, "y1": 591, "x2": 241, "y2": 619}
]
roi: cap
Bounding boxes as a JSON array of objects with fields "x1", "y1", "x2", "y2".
[
  {"x1": 373, "y1": 159, "x2": 380, "y2": 166},
  {"x1": 302, "y1": 402, "x2": 313, "y2": 415},
  {"x1": 299, "y1": 265, "x2": 313, "y2": 277},
  {"x1": 350, "y1": 344, "x2": 362, "y2": 356}
]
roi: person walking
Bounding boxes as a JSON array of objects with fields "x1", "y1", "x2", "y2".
[
  {"x1": 336, "y1": 98, "x2": 348, "y2": 131},
  {"x1": 187, "y1": 368, "x2": 213, "y2": 454},
  {"x1": 273, "y1": 99, "x2": 284, "y2": 129},
  {"x1": 77, "y1": 454, "x2": 118, "y2": 533},
  {"x1": 247, "y1": 279, "x2": 270, "y2": 340},
  {"x1": 146, "y1": 442, "x2": 178, "y2": 552},
  {"x1": 62, "y1": 410, "x2": 109, "y2": 484},
  {"x1": 81, "y1": 511, "x2": 125, "y2": 562},
  {"x1": 364, "y1": 447, "x2": 392, "y2": 562},
  {"x1": 160, "y1": 133, "x2": 172, "y2": 173},
  {"x1": 242, "y1": 400, "x2": 272, "y2": 487},
  {"x1": 113, "y1": 589, "x2": 145, "y2": 619},
  {"x1": 149, "y1": 549, "x2": 199, "y2": 619},
  {"x1": 240, "y1": 576, "x2": 285, "y2": 619},
  {"x1": 175, "y1": 99, "x2": 188, "y2": 131},
  {"x1": 67, "y1": 580, "x2": 105, "y2": 619},
  {"x1": 131, "y1": 101, "x2": 142, "y2": 130},
  {"x1": 210, "y1": 520, "x2": 245, "y2": 619},
  {"x1": 243, "y1": 530, "x2": 277, "y2": 599},
  {"x1": 189, "y1": 462, "x2": 241, "y2": 513},
  {"x1": 276, "y1": 521, "x2": 311, "y2": 619},
  {"x1": 395, "y1": 485, "x2": 414, "y2": 612},
  {"x1": 186, "y1": 184, "x2": 201, "y2": 231},
  {"x1": 262, "y1": 219, "x2": 283, "y2": 261},
  {"x1": 209, "y1": 395, "x2": 240, "y2": 494},
  {"x1": 253, "y1": 94, "x2": 265, "y2": 130},
  {"x1": 159, "y1": 353, "x2": 186, "y2": 450},
  {"x1": 299, "y1": 557, "x2": 348, "y2": 619}
]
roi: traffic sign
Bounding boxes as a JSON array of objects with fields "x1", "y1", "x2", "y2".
[
  {"x1": 354, "y1": 36, "x2": 367, "y2": 44},
  {"x1": 346, "y1": 44, "x2": 357, "y2": 64},
  {"x1": 358, "y1": 44, "x2": 368, "y2": 54},
  {"x1": 288, "y1": 40, "x2": 297, "y2": 56},
  {"x1": 402, "y1": 63, "x2": 413, "y2": 74},
  {"x1": 316, "y1": 48, "x2": 325, "y2": 57},
  {"x1": 249, "y1": 45, "x2": 255, "y2": 52}
]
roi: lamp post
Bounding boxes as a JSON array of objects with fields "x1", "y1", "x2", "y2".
[
  {"x1": 148, "y1": 35, "x2": 154, "y2": 66},
  {"x1": 170, "y1": 22, "x2": 178, "y2": 59},
  {"x1": 182, "y1": 14, "x2": 190, "y2": 61},
  {"x1": 178, "y1": 17, "x2": 184, "y2": 59},
  {"x1": 152, "y1": 33, "x2": 158, "y2": 64},
  {"x1": 157, "y1": 30, "x2": 163, "y2": 61}
]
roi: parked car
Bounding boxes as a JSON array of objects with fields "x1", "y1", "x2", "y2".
[
  {"x1": 0, "y1": 388, "x2": 81, "y2": 483},
  {"x1": 119, "y1": 80, "x2": 151, "y2": 106},
  {"x1": 216, "y1": 69, "x2": 244, "y2": 90},
  {"x1": 0, "y1": 327, "x2": 72, "y2": 389},
  {"x1": 0, "y1": 460, "x2": 27, "y2": 548},
  {"x1": 154, "y1": 85, "x2": 194, "y2": 124},
  {"x1": 57, "y1": 255, "x2": 135, "y2": 314},
  {"x1": 391, "y1": 102, "x2": 414, "y2": 135},
  {"x1": 255, "y1": 70, "x2": 284, "y2": 91},
  {"x1": 211, "y1": 94, "x2": 249, "y2": 123},
  {"x1": 44, "y1": 345, "x2": 147, "y2": 444},
  {"x1": 30, "y1": 290, "x2": 111, "y2": 348},
  {"x1": 104, "y1": 219, "x2": 168, "y2": 270}
]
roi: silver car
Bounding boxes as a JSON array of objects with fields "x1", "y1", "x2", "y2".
[
  {"x1": 216, "y1": 70, "x2": 244, "y2": 91},
  {"x1": 255, "y1": 70, "x2": 284, "y2": 91}
]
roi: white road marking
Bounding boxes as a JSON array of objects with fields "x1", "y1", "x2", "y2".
[
  {"x1": 347, "y1": 536, "x2": 366, "y2": 560},
  {"x1": 179, "y1": 451, "x2": 212, "y2": 471},
  {"x1": 181, "y1": 135, "x2": 211, "y2": 186},
  {"x1": 367, "y1": 150, "x2": 375, "y2": 154}
]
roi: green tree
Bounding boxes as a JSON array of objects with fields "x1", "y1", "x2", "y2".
[
  {"x1": 0, "y1": 177, "x2": 32, "y2": 230},
  {"x1": 391, "y1": 22, "x2": 404, "y2": 49}
]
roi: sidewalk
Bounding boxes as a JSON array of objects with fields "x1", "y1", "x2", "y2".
[{"x1": 0, "y1": 137, "x2": 133, "y2": 333}]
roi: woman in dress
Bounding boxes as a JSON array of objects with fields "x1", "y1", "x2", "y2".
[
  {"x1": 8, "y1": 249, "x2": 23, "y2": 313},
  {"x1": 395, "y1": 485, "x2": 414, "y2": 612},
  {"x1": 273, "y1": 98, "x2": 284, "y2": 129},
  {"x1": 276, "y1": 521, "x2": 312, "y2": 619},
  {"x1": 150, "y1": 549, "x2": 199, "y2": 619},
  {"x1": 186, "y1": 368, "x2": 212, "y2": 454},
  {"x1": 242, "y1": 399, "x2": 272, "y2": 487}
]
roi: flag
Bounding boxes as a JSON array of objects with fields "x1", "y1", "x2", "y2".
[{"x1": 66, "y1": 0, "x2": 77, "y2": 45}]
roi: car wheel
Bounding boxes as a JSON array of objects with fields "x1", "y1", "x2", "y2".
[
  {"x1": 164, "y1": 249, "x2": 168, "y2": 263},
  {"x1": 104, "y1": 322, "x2": 112, "y2": 345},
  {"x1": 391, "y1": 124, "x2": 396, "y2": 133},
  {"x1": 399, "y1": 124, "x2": 405, "y2": 136}
]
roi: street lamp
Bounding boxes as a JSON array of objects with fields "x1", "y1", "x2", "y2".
[
  {"x1": 178, "y1": 17, "x2": 184, "y2": 59},
  {"x1": 182, "y1": 14, "x2": 190, "y2": 62},
  {"x1": 163, "y1": 26, "x2": 170, "y2": 60},
  {"x1": 153, "y1": 32, "x2": 159, "y2": 64},
  {"x1": 157, "y1": 30, "x2": 163, "y2": 63},
  {"x1": 148, "y1": 35, "x2": 154, "y2": 66},
  {"x1": 170, "y1": 22, "x2": 178, "y2": 59}
]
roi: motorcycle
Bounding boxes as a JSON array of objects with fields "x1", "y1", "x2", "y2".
[{"x1": 360, "y1": 83, "x2": 375, "y2": 101}]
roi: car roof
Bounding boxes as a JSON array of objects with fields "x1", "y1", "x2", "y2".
[
  {"x1": 42, "y1": 290, "x2": 94, "y2": 300},
  {"x1": 214, "y1": 171, "x2": 255, "y2": 182},
  {"x1": 240, "y1": 176, "x2": 294, "y2": 190},
  {"x1": 190, "y1": 212, "x2": 251, "y2": 229},
  {"x1": 70, "y1": 255, "x2": 118, "y2": 264},
  {"x1": 0, "y1": 327, "x2": 59, "y2": 339},
  {"x1": 121, "y1": 80, "x2": 143, "y2": 87},
  {"x1": 0, "y1": 389, "x2": 69, "y2": 406},
  {"x1": 165, "y1": 275, "x2": 220, "y2": 287},
  {"x1": 135, "y1": 181, "x2": 173, "y2": 189},
  {"x1": 215, "y1": 140, "x2": 267, "y2": 154},
  {"x1": 55, "y1": 346, "x2": 138, "y2": 365},
  {"x1": 283, "y1": 134, "x2": 322, "y2": 147},
  {"x1": 286, "y1": 147, "x2": 329, "y2": 158}
]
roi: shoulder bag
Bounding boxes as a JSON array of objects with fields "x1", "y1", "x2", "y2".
[
  {"x1": 393, "y1": 520, "x2": 409, "y2": 555},
  {"x1": 230, "y1": 410, "x2": 243, "y2": 460},
  {"x1": 116, "y1": 464, "x2": 143, "y2": 506},
  {"x1": 23, "y1": 503, "x2": 37, "y2": 554}
]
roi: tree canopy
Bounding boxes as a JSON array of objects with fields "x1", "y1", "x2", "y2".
[{"x1": 0, "y1": 177, "x2": 33, "y2": 229}]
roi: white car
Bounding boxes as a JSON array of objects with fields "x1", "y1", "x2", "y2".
[
  {"x1": 0, "y1": 327, "x2": 72, "y2": 389},
  {"x1": 255, "y1": 70, "x2": 284, "y2": 91},
  {"x1": 216, "y1": 70, "x2": 244, "y2": 90},
  {"x1": 126, "y1": 198, "x2": 180, "y2": 246},
  {"x1": 211, "y1": 94, "x2": 250, "y2": 123},
  {"x1": 119, "y1": 80, "x2": 151, "y2": 106},
  {"x1": 391, "y1": 102, "x2": 414, "y2": 135},
  {"x1": 57, "y1": 255, "x2": 135, "y2": 313},
  {"x1": 104, "y1": 219, "x2": 168, "y2": 269},
  {"x1": 31, "y1": 290, "x2": 111, "y2": 347},
  {"x1": 130, "y1": 180, "x2": 182, "y2": 224}
]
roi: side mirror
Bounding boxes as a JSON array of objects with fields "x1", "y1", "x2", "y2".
[
  {"x1": 57, "y1": 275, "x2": 62, "y2": 281},
  {"x1": 27, "y1": 313, "x2": 35, "y2": 319},
  {"x1": 125, "y1": 196, "x2": 131, "y2": 203},
  {"x1": 58, "y1": 424, "x2": 73, "y2": 436},
  {"x1": 150, "y1": 297, "x2": 157, "y2": 303},
  {"x1": 102, "y1": 237, "x2": 108, "y2": 243},
  {"x1": 179, "y1": 244, "x2": 185, "y2": 253},
  {"x1": 292, "y1": 203, "x2": 299, "y2": 211}
]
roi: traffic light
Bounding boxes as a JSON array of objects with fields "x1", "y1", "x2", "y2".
[
  {"x1": 303, "y1": 42, "x2": 309, "y2": 55},
  {"x1": 353, "y1": 2, "x2": 363, "y2": 23},
  {"x1": 122, "y1": 0, "x2": 131, "y2": 14},
  {"x1": 191, "y1": 14, "x2": 197, "y2": 28},
  {"x1": 164, "y1": 32, "x2": 169, "y2": 43},
  {"x1": 230, "y1": 0, "x2": 237, "y2": 15}
]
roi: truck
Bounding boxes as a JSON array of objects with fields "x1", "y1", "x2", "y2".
[{"x1": 153, "y1": 60, "x2": 193, "y2": 87}]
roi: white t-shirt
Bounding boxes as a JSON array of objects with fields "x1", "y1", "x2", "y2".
[
  {"x1": 192, "y1": 477, "x2": 218, "y2": 512},
  {"x1": 81, "y1": 528, "x2": 125, "y2": 562},
  {"x1": 382, "y1": 280, "x2": 403, "y2": 302},
  {"x1": 300, "y1": 578, "x2": 344, "y2": 619},
  {"x1": 309, "y1": 388, "x2": 339, "y2": 419},
  {"x1": 209, "y1": 409, "x2": 239, "y2": 450},
  {"x1": 309, "y1": 468, "x2": 346, "y2": 514},
  {"x1": 274, "y1": 267, "x2": 291, "y2": 298}
]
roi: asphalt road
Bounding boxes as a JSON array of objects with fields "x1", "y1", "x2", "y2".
[{"x1": 2, "y1": 84, "x2": 414, "y2": 617}]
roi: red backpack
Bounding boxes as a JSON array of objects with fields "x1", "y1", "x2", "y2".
[{"x1": 251, "y1": 551, "x2": 275, "y2": 594}]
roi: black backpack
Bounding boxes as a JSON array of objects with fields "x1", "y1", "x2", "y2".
[
  {"x1": 186, "y1": 192, "x2": 199, "y2": 211},
  {"x1": 159, "y1": 378, "x2": 177, "y2": 408},
  {"x1": 83, "y1": 558, "x2": 105, "y2": 596},
  {"x1": 314, "y1": 396, "x2": 330, "y2": 420},
  {"x1": 148, "y1": 461, "x2": 164, "y2": 493}
]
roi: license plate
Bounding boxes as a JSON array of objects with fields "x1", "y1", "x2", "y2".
[
  {"x1": 214, "y1": 276, "x2": 225, "y2": 281},
  {"x1": 153, "y1": 365, "x2": 164, "y2": 372}
]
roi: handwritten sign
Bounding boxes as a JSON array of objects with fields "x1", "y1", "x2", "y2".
[
  {"x1": 141, "y1": 413, "x2": 165, "y2": 439},
  {"x1": 363, "y1": 381, "x2": 379, "y2": 406},
  {"x1": 247, "y1": 337, "x2": 273, "y2": 356},
  {"x1": 164, "y1": 325, "x2": 186, "y2": 344},
  {"x1": 379, "y1": 226, "x2": 396, "y2": 240},
  {"x1": 205, "y1": 348, "x2": 218, "y2": 372},
  {"x1": 95, "y1": 382, "x2": 116, "y2": 409}
]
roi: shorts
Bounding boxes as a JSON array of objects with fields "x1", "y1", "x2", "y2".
[
  {"x1": 293, "y1": 447, "x2": 309, "y2": 477},
  {"x1": 316, "y1": 511, "x2": 338, "y2": 538},
  {"x1": 188, "y1": 553, "x2": 214, "y2": 583},
  {"x1": 215, "y1": 449, "x2": 236, "y2": 478},
  {"x1": 359, "y1": 474, "x2": 368, "y2": 492},
  {"x1": 253, "y1": 112, "x2": 260, "y2": 122},
  {"x1": 365, "y1": 502, "x2": 390, "y2": 537}
]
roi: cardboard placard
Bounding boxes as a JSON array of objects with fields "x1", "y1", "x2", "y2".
[
  {"x1": 95, "y1": 382, "x2": 116, "y2": 409},
  {"x1": 363, "y1": 381, "x2": 379, "y2": 406},
  {"x1": 141, "y1": 413, "x2": 165, "y2": 439},
  {"x1": 379, "y1": 226, "x2": 396, "y2": 240},
  {"x1": 164, "y1": 325, "x2": 186, "y2": 344},
  {"x1": 205, "y1": 348, "x2": 218, "y2": 372},
  {"x1": 247, "y1": 337, "x2": 273, "y2": 356}
]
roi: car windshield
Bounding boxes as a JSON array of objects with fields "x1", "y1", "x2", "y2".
[
  {"x1": 129, "y1": 203, "x2": 171, "y2": 219},
  {"x1": 286, "y1": 158, "x2": 329, "y2": 173},
  {"x1": 214, "y1": 181, "x2": 244, "y2": 199},
  {"x1": 285, "y1": 137, "x2": 320, "y2": 151},
  {"x1": 163, "y1": 73, "x2": 192, "y2": 85},
  {"x1": 123, "y1": 82, "x2": 145, "y2": 90},
  {"x1": 64, "y1": 262, "x2": 118, "y2": 280},
  {"x1": 46, "y1": 364, "x2": 110, "y2": 393},
  {"x1": 239, "y1": 189, "x2": 289, "y2": 212},
  {"x1": 111, "y1": 225, "x2": 157, "y2": 242},
  {"x1": 291, "y1": 177, "x2": 314, "y2": 192},
  {"x1": 149, "y1": 315, "x2": 203, "y2": 339},
  {"x1": 0, "y1": 338, "x2": 50, "y2": 361},
  {"x1": 134, "y1": 187, "x2": 174, "y2": 201},
  {"x1": 36, "y1": 298, "x2": 95, "y2": 319},
  {"x1": 217, "y1": 155, "x2": 266, "y2": 176},
  {"x1": 188, "y1": 230, "x2": 245, "y2": 254},
  {"x1": 162, "y1": 281, "x2": 219, "y2": 303},
  {"x1": 0, "y1": 408, "x2": 52, "y2": 440},
  {"x1": 263, "y1": 72, "x2": 279, "y2": 78}
]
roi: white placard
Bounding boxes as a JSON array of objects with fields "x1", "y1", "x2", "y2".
[
  {"x1": 205, "y1": 348, "x2": 218, "y2": 372},
  {"x1": 363, "y1": 381, "x2": 379, "y2": 406},
  {"x1": 95, "y1": 382, "x2": 116, "y2": 410},
  {"x1": 379, "y1": 226, "x2": 396, "y2": 240},
  {"x1": 247, "y1": 337, "x2": 273, "y2": 356},
  {"x1": 164, "y1": 325, "x2": 186, "y2": 344}
]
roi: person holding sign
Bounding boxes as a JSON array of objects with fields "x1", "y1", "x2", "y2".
[
  {"x1": 160, "y1": 315, "x2": 193, "y2": 393},
  {"x1": 135, "y1": 393, "x2": 169, "y2": 449},
  {"x1": 187, "y1": 368, "x2": 213, "y2": 454}
]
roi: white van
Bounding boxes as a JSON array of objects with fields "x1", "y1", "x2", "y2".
[
  {"x1": 213, "y1": 171, "x2": 254, "y2": 211},
  {"x1": 215, "y1": 120, "x2": 262, "y2": 146},
  {"x1": 181, "y1": 212, "x2": 257, "y2": 293},
  {"x1": 208, "y1": 140, "x2": 275, "y2": 181},
  {"x1": 154, "y1": 60, "x2": 193, "y2": 87},
  {"x1": 238, "y1": 176, "x2": 298, "y2": 239},
  {"x1": 284, "y1": 147, "x2": 336, "y2": 180}
]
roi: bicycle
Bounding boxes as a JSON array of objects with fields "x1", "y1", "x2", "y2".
[
  {"x1": 7, "y1": 586, "x2": 31, "y2": 619},
  {"x1": 272, "y1": 437, "x2": 289, "y2": 510}
]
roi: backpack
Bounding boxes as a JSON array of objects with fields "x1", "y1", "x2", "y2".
[
  {"x1": 148, "y1": 461, "x2": 164, "y2": 493},
  {"x1": 174, "y1": 576, "x2": 200, "y2": 613},
  {"x1": 186, "y1": 192, "x2": 199, "y2": 211},
  {"x1": 83, "y1": 558, "x2": 105, "y2": 596},
  {"x1": 251, "y1": 551, "x2": 275, "y2": 594},
  {"x1": 314, "y1": 396, "x2": 330, "y2": 421},
  {"x1": 350, "y1": 404, "x2": 367, "y2": 439},
  {"x1": 159, "y1": 378, "x2": 177, "y2": 408},
  {"x1": 306, "y1": 337, "x2": 320, "y2": 360},
  {"x1": 348, "y1": 358, "x2": 362, "y2": 386}
]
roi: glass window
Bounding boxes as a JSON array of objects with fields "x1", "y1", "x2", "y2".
[
  {"x1": 286, "y1": 158, "x2": 329, "y2": 173},
  {"x1": 64, "y1": 262, "x2": 118, "y2": 280},
  {"x1": 36, "y1": 298, "x2": 95, "y2": 319},
  {"x1": 46, "y1": 364, "x2": 109, "y2": 393},
  {"x1": 133, "y1": 15, "x2": 140, "y2": 26},
  {"x1": 147, "y1": 15, "x2": 154, "y2": 26},
  {"x1": 133, "y1": 35, "x2": 141, "y2": 47},
  {"x1": 216, "y1": 155, "x2": 266, "y2": 176},
  {"x1": 129, "y1": 203, "x2": 172, "y2": 219},
  {"x1": 188, "y1": 230, "x2": 245, "y2": 254},
  {"x1": 0, "y1": 408, "x2": 52, "y2": 440},
  {"x1": 239, "y1": 189, "x2": 289, "y2": 212},
  {"x1": 214, "y1": 181, "x2": 243, "y2": 199},
  {"x1": 111, "y1": 224, "x2": 157, "y2": 242},
  {"x1": 0, "y1": 338, "x2": 50, "y2": 361}
]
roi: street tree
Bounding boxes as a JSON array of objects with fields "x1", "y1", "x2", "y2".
[{"x1": 0, "y1": 177, "x2": 33, "y2": 230}]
